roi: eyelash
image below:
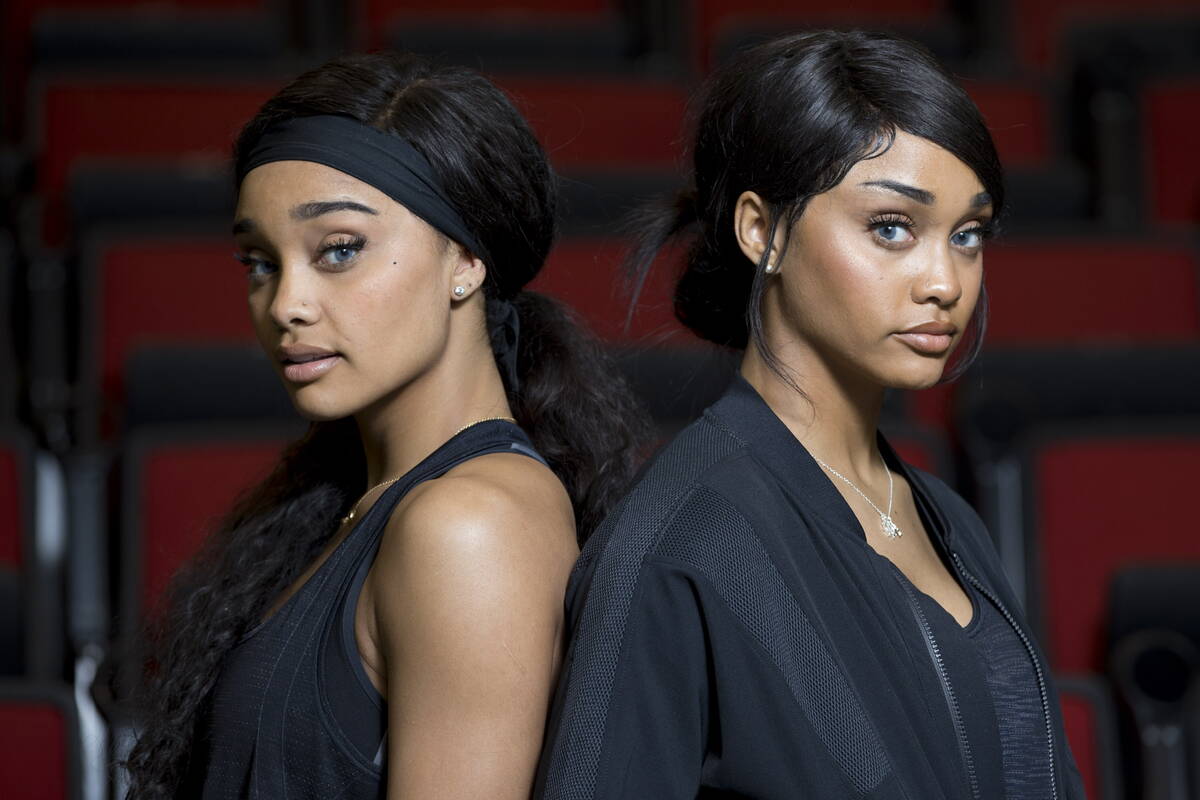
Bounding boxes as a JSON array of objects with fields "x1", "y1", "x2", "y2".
[
  {"x1": 318, "y1": 234, "x2": 366, "y2": 268},
  {"x1": 233, "y1": 234, "x2": 368, "y2": 280},
  {"x1": 867, "y1": 213, "x2": 915, "y2": 247},
  {"x1": 235, "y1": 252, "x2": 274, "y2": 281},
  {"x1": 867, "y1": 214, "x2": 994, "y2": 251}
]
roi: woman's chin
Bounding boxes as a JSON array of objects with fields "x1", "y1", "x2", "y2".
[
  {"x1": 286, "y1": 389, "x2": 359, "y2": 423},
  {"x1": 881, "y1": 361, "x2": 949, "y2": 392}
]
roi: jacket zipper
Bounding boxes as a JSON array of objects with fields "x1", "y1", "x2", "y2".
[
  {"x1": 951, "y1": 551, "x2": 1059, "y2": 800},
  {"x1": 897, "y1": 579, "x2": 981, "y2": 800}
]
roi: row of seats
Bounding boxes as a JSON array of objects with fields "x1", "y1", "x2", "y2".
[
  {"x1": 15, "y1": 66, "x2": 1200, "y2": 242},
  {"x1": 8, "y1": 0, "x2": 1196, "y2": 85}
]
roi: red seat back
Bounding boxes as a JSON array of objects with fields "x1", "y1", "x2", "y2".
[
  {"x1": 126, "y1": 433, "x2": 287, "y2": 619},
  {"x1": 535, "y1": 237, "x2": 686, "y2": 342},
  {"x1": 965, "y1": 82, "x2": 1052, "y2": 167},
  {"x1": 1034, "y1": 433, "x2": 1200, "y2": 672},
  {"x1": 498, "y1": 78, "x2": 688, "y2": 171},
  {"x1": 984, "y1": 241, "x2": 1200, "y2": 343},
  {"x1": 0, "y1": 441, "x2": 26, "y2": 570},
  {"x1": 32, "y1": 77, "x2": 277, "y2": 243},
  {"x1": 694, "y1": 0, "x2": 941, "y2": 66},
  {"x1": 0, "y1": 688, "x2": 75, "y2": 800},
  {"x1": 1145, "y1": 81, "x2": 1200, "y2": 226},
  {"x1": 1012, "y1": 0, "x2": 1199, "y2": 69},
  {"x1": 84, "y1": 235, "x2": 257, "y2": 436}
]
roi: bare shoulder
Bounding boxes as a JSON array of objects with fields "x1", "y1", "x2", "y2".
[
  {"x1": 393, "y1": 452, "x2": 575, "y2": 564},
  {"x1": 362, "y1": 455, "x2": 578, "y2": 796},
  {"x1": 367, "y1": 452, "x2": 577, "y2": 626}
]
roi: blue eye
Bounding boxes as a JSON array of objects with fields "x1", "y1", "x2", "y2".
[
  {"x1": 869, "y1": 217, "x2": 915, "y2": 245},
  {"x1": 319, "y1": 236, "x2": 366, "y2": 268},
  {"x1": 235, "y1": 253, "x2": 276, "y2": 280},
  {"x1": 326, "y1": 246, "x2": 358, "y2": 264},
  {"x1": 952, "y1": 228, "x2": 984, "y2": 250}
]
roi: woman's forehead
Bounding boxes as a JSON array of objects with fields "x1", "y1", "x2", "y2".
[{"x1": 839, "y1": 132, "x2": 987, "y2": 202}]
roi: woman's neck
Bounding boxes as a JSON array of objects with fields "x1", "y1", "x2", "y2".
[
  {"x1": 740, "y1": 341, "x2": 887, "y2": 482},
  {"x1": 353, "y1": 326, "x2": 512, "y2": 489}
]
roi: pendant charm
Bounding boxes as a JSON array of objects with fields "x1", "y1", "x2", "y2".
[{"x1": 880, "y1": 514, "x2": 902, "y2": 539}]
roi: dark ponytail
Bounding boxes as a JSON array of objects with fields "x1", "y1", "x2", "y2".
[
  {"x1": 126, "y1": 51, "x2": 650, "y2": 798},
  {"x1": 629, "y1": 30, "x2": 1005, "y2": 380}
]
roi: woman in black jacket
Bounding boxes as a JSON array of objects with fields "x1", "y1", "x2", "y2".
[{"x1": 535, "y1": 30, "x2": 1085, "y2": 799}]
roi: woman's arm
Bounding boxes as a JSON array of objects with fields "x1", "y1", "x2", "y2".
[{"x1": 364, "y1": 455, "x2": 576, "y2": 799}]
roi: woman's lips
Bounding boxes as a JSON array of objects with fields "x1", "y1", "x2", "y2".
[
  {"x1": 281, "y1": 354, "x2": 342, "y2": 383},
  {"x1": 893, "y1": 331, "x2": 954, "y2": 355}
]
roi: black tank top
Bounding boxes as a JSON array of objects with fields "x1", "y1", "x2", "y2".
[{"x1": 189, "y1": 421, "x2": 549, "y2": 799}]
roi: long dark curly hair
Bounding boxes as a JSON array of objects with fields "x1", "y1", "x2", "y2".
[{"x1": 124, "y1": 51, "x2": 652, "y2": 798}]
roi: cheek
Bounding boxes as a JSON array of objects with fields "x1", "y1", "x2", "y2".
[
  {"x1": 338, "y1": 260, "x2": 445, "y2": 354},
  {"x1": 959, "y1": 262, "x2": 985, "y2": 318},
  {"x1": 788, "y1": 233, "x2": 891, "y2": 323}
]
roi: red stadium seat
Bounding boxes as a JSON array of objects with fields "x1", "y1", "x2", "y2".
[
  {"x1": 362, "y1": 0, "x2": 614, "y2": 50},
  {"x1": 498, "y1": 78, "x2": 688, "y2": 171},
  {"x1": 1144, "y1": 79, "x2": 1200, "y2": 226},
  {"x1": 534, "y1": 237, "x2": 686, "y2": 342},
  {"x1": 1057, "y1": 676, "x2": 1123, "y2": 800},
  {"x1": 78, "y1": 232, "x2": 258, "y2": 441},
  {"x1": 983, "y1": 240, "x2": 1200, "y2": 343},
  {"x1": 1012, "y1": 0, "x2": 1198, "y2": 70},
  {"x1": 29, "y1": 74, "x2": 279, "y2": 243},
  {"x1": 1030, "y1": 428, "x2": 1200, "y2": 673},
  {"x1": 0, "y1": 682, "x2": 80, "y2": 800},
  {"x1": 694, "y1": 0, "x2": 943, "y2": 67},
  {"x1": 121, "y1": 428, "x2": 290, "y2": 625},
  {"x1": 963, "y1": 81, "x2": 1052, "y2": 168},
  {"x1": 0, "y1": 432, "x2": 30, "y2": 571}
]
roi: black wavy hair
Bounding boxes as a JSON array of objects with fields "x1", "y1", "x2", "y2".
[
  {"x1": 125, "y1": 51, "x2": 651, "y2": 798},
  {"x1": 628, "y1": 30, "x2": 1005, "y2": 382}
]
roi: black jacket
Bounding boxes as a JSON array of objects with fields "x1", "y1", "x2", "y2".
[{"x1": 535, "y1": 378, "x2": 1085, "y2": 799}]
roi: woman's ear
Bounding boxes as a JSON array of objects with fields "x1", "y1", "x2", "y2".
[
  {"x1": 733, "y1": 190, "x2": 779, "y2": 271},
  {"x1": 448, "y1": 244, "x2": 488, "y2": 301}
]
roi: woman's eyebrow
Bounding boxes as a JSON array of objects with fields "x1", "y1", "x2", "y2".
[
  {"x1": 290, "y1": 200, "x2": 379, "y2": 220},
  {"x1": 969, "y1": 191, "x2": 992, "y2": 209},
  {"x1": 858, "y1": 180, "x2": 935, "y2": 205}
]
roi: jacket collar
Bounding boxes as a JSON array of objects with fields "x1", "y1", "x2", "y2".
[{"x1": 706, "y1": 374, "x2": 955, "y2": 549}]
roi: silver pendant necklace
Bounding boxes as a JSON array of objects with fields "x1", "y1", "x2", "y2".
[{"x1": 812, "y1": 453, "x2": 904, "y2": 539}]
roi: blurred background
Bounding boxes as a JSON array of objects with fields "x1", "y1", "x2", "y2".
[{"x1": 0, "y1": 0, "x2": 1198, "y2": 798}]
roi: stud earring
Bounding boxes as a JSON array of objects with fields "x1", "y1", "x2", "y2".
[
  {"x1": 453, "y1": 285, "x2": 466, "y2": 297},
  {"x1": 764, "y1": 262, "x2": 777, "y2": 274}
]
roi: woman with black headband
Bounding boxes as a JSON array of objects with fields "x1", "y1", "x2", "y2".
[
  {"x1": 124, "y1": 52, "x2": 648, "y2": 799},
  {"x1": 535, "y1": 31, "x2": 1085, "y2": 799}
]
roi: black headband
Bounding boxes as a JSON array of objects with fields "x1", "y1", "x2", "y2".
[{"x1": 239, "y1": 114, "x2": 491, "y2": 266}]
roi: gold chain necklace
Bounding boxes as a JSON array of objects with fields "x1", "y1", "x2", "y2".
[{"x1": 340, "y1": 416, "x2": 517, "y2": 526}]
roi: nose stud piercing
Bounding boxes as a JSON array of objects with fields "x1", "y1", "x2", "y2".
[{"x1": 453, "y1": 286, "x2": 466, "y2": 297}]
